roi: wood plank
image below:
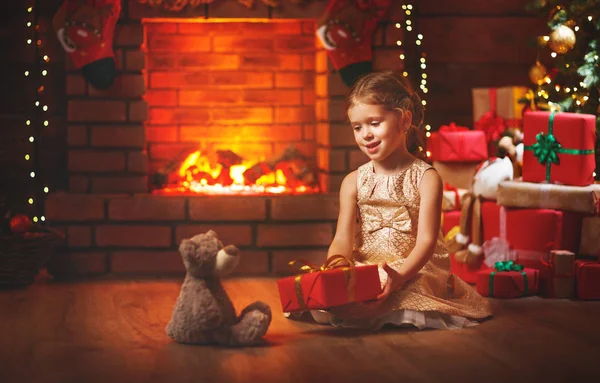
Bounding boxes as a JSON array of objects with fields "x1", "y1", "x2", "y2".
[
  {"x1": 420, "y1": 17, "x2": 546, "y2": 64},
  {"x1": 0, "y1": 277, "x2": 599, "y2": 383},
  {"x1": 417, "y1": 0, "x2": 540, "y2": 17}
]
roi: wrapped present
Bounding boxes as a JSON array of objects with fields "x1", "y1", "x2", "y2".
[
  {"x1": 473, "y1": 86, "x2": 529, "y2": 155},
  {"x1": 277, "y1": 255, "x2": 382, "y2": 312},
  {"x1": 485, "y1": 206, "x2": 583, "y2": 295},
  {"x1": 476, "y1": 261, "x2": 539, "y2": 298},
  {"x1": 427, "y1": 123, "x2": 488, "y2": 162},
  {"x1": 579, "y1": 216, "x2": 600, "y2": 257},
  {"x1": 497, "y1": 180, "x2": 600, "y2": 214},
  {"x1": 451, "y1": 253, "x2": 488, "y2": 284},
  {"x1": 433, "y1": 161, "x2": 480, "y2": 190},
  {"x1": 575, "y1": 260, "x2": 600, "y2": 300},
  {"x1": 441, "y1": 210, "x2": 461, "y2": 236},
  {"x1": 522, "y1": 111, "x2": 596, "y2": 186},
  {"x1": 541, "y1": 250, "x2": 575, "y2": 299},
  {"x1": 442, "y1": 183, "x2": 467, "y2": 211}
]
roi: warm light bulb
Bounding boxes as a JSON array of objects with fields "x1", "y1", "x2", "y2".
[
  {"x1": 420, "y1": 64, "x2": 426, "y2": 69},
  {"x1": 555, "y1": 85, "x2": 560, "y2": 92},
  {"x1": 24, "y1": 70, "x2": 29, "y2": 76},
  {"x1": 565, "y1": 87, "x2": 571, "y2": 92},
  {"x1": 44, "y1": 120, "x2": 49, "y2": 126},
  {"x1": 403, "y1": 71, "x2": 408, "y2": 77},
  {"x1": 43, "y1": 55, "x2": 49, "y2": 61},
  {"x1": 41, "y1": 216, "x2": 45, "y2": 222},
  {"x1": 421, "y1": 79, "x2": 427, "y2": 84},
  {"x1": 574, "y1": 87, "x2": 578, "y2": 91},
  {"x1": 396, "y1": 40, "x2": 402, "y2": 46},
  {"x1": 545, "y1": 77, "x2": 552, "y2": 84},
  {"x1": 426, "y1": 151, "x2": 431, "y2": 158},
  {"x1": 25, "y1": 154, "x2": 30, "y2": 160},
  {"x1": 30, "y1": 172, "x2": 35, "y2": 178},
  {"x1": 425, "y1": 125, "x2": 431, "y2": 131},
  {"x1": 402, "y1": 4, "x2": 407, "y2": 10},
  {"x1": 543, "y1": 36, "x2": 549, "y2": 41},
  {"x1": 418, "y1": 34, "x2": 423, "y2": 40},
  {"x1": 407, "y1": 4, "x2": 413, "y2": 10},
  {"x1": 29, "y1": 136, "x2": 34, "y2": 142},
  {"x1": 33, "y1": 216, "x2": 38, "y2": 223},
  {"x1": 399, "y1": 54, "x2": 405, "y2": 60},
  {"x1": 583, "y1": 95, "x2": 589, "y2": 101},
  {"x1": 44, "y1": 187, "x2": 49, "y2": 193},
  {"x1": 421, "y1": 100, "x2": 427, "y2": 105},
  {"x1": 576, "y1": 100, "x2": 582, "y2": 106},
  {"x1": 28, "y1": 7, "x2": 32, "y2": 12},
  {"x1": 426, "y1": 132, "x2": 431, "y2": 138},
  {"x1": 42, "y1": 70, "x2": 47, "y2": 76},
  {"x1": 415, "y1": 39, "x2": 421, "y2": 45},
  {"x1": 27, "y1": 21, "x2": 32, "y2": 27},
  {"x1": 406, "y1": 20, "x2": 412, "y2": 26},
  {"x1": 28, "y1": 198, "x2": 33, "y2": 204},
  {"x1": 26, "y1": 120, "x2": 31, "y2": 125},
  {"x1": 43, "y1": 105, "x2": 48, "y2": 111},
  {"x1": 27, "y1": 39, "x2": 32, "y2": 44},
  {"x1": 405, "y1": 10, "x2": 411, "y2": 16},
  {"x1": 588, "y1": 16, "x2": 593, "y2": 21},
  {"x1": 395, "y1": 23, "x2": 401, "y2": 28},
  {"x1": 574, "y1": 26, "x2": 580, "y2": 32},
  {"x1": 551, "y1": 52, "x2": 557, "y2": 58},
  {"x1": 422, "y1": 73, "x2": 427, "y2": 78},
  {"x1": 35, "y1": 101, "x2": 39, "y2": 106},
  {"x1": 423, "y1": 88, "x2": 428, "y2": 94}
]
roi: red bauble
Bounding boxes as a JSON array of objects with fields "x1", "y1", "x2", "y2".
[{"x1": 9, "y1": 214, "x2": 32, "y2": 234}]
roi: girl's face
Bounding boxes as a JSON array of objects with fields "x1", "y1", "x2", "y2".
[{"x1": 348, "y1": 103, "x2": 410, "y2": 164}]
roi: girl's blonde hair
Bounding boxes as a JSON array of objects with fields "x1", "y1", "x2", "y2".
[{"x1": 347, "y1": 70, "x2": 426, "y2": 160}]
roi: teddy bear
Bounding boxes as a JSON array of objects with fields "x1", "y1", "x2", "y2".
[{"x1": 166, "y1": 230, "x2": 272, "y2": 346}]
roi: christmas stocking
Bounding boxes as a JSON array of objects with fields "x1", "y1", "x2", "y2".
[
  {"x1": 53, "y1": 0, "x2": 120, "y2": 90},
  {"x1": 316, "y1": 0, "x2": 392, "y2": 87}
]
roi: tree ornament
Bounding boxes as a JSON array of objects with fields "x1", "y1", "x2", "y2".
[
  {"x1": 9, "y1": 214, "x2": 32, "y2": 234},
  {"x1": 548, "y1": 25, "x2": 576, "y2": 54},
  {"x1": 528, "y1": 61, "x2": 548, "y2": 85}
]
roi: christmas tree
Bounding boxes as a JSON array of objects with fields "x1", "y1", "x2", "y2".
[{"x1": 525, "y1": 0, "x2": 600, "y2": 180}]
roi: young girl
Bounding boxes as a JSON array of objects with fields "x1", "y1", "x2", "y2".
[{"x1": 300, "y1": 70, "x2": 493, "y2": 330}]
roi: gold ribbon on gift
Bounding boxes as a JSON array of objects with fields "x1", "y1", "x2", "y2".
[{"x1": 288, "y1": 255, "x2": 356, "y2": 310}]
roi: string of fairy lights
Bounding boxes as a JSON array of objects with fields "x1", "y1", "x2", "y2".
[
  {"x1": 394, "y1": 3, "x2": 431, "y2": 153},
  {"x1": 24, "y1": 3, "x2": 50, "y2": 223}
]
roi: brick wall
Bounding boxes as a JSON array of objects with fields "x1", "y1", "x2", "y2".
[
  {"x1": 45, "y1": 193, "x2": 337, "y2": 278},
  {"x1": 143, "y1": 20, "x2": 318, "y2": 179}
]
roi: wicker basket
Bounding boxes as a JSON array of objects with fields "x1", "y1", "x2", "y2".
[{"x1": 0, "y1": 227, "x2": 64, "y2": 289}]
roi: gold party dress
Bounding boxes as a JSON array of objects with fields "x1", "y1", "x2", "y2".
[{"x1": 312, "y1": 159, "x2": 493, "y2": 330}]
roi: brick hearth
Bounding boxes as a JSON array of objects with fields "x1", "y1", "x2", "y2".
[{"x1": 45, "y1": 0, "x2": 407, "y2": 278}]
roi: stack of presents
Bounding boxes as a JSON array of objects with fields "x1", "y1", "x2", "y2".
[
  {"x1": 274, "y1": 87, "x2": 599, "y2": 315},
  {"x1": 432, "y1": 86, "x2": 600, "y2": 300}
]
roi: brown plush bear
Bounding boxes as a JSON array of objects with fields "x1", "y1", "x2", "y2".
[{"x1": 166, "y1": 230, "x2": 272, "y2": 346}]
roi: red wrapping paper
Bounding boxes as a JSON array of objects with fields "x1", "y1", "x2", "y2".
[
  {"x1": 522, "y1": 111, "x2": 596, "y2": 186},
  {"x1": 277, "y1": 264, "x2": 381, "y2": 312},
  {"x1": 427, "y1": 127, "x2": 488, "y2": 162},
  {"x1": 476, "y1": 267, "x2": 539, "y2": 298},
  {"x1": 451, "y1": 254, "x2": 488, "y2": 284},
  {"x1": 482, "y1": 205, "x2": 583, "y2": 295},
  {"x1": 575, "y1": 260, "x2": 600, "y2": 300},
  {"x1": 442, "y1": 210, "x2": 461, "y2": 236}
]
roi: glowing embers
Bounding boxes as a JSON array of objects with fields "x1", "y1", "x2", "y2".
[{"x1": 154, "y1": 146, "x2": 320, "y2": 195}]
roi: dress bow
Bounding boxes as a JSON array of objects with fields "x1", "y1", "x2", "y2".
[{"x1": 363, "y1": 205, "x2": 412, "y2": 234}]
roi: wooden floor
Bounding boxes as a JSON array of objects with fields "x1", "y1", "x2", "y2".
[{"x1": 1, "y1": 276, "x2": 599, "y2": 383}]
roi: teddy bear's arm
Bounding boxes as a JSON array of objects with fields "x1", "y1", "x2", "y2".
[{"x1": 190, "y1": 286, "x2": 224, "y2": 330}]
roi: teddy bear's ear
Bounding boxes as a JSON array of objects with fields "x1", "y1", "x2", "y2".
[{"x1": 179, "y1": 238, "x2": 198, "y2": 265}]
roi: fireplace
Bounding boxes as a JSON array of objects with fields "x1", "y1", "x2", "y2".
[{"x1": 44, "y1": 1, "x2": 404, "y2": 279}]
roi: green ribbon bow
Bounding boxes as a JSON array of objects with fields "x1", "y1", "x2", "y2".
[
  {"x1": 523, "y1": 112, "x2": 595, "y2": 182},
  {"x1": 489, "y1": 261, "x2": 528, "y2": 298}
]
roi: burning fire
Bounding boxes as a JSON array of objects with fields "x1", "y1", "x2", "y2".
[{"x1": 155, "y1": 147, "x2": 320, "y2": 195}]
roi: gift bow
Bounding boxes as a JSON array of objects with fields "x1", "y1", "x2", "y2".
[
  {"x1": 288, "y1": 255, "x2": 356, "y2": 310},
  {"x1": 475, "y1": 110, "x2": 506, "y2": 143},
  {"x1": 440, "y1": 122, "x2": 469, "y2": 133},
  {"x1": 364, "y1": 205, "x2": 411, "y2": 234}
]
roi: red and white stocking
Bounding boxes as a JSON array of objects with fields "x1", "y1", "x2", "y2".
[
  {"x1": 316, "y1": 0, "x2": 391, "y2": 87},
  {"x1": 53, "y1": 0, "x2": 121, "y2": 89}
]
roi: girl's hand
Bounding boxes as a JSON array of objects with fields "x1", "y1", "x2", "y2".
[{"x1": 363, "y1": 262, "x2": 406, "y2": 307}]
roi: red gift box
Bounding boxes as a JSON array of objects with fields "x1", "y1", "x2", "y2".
[
  {"x1": 483, "y1": 205, "x2": 583, "y2": 295},
  {"x1": 442, "y1": 210, "x2": 461, "y2": 236},
  {"x1": 575, "y1": 260, "x2": 600, "y2": 300},
  {"x1": 277, "y1": 257, "x2": 382, "y2": 312},
  {"x1": 522, "y1": 111, "x2": 596, "y2": 186},
  {"x1": 476, "y1": 262, "x2": 539, "y2": 298},
  {"x1": 427, "y1": 124, "x2": 488, "y2": 162},
  {"x1": 451, "y1": 253, "x2": 488, "y2": 284}
]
